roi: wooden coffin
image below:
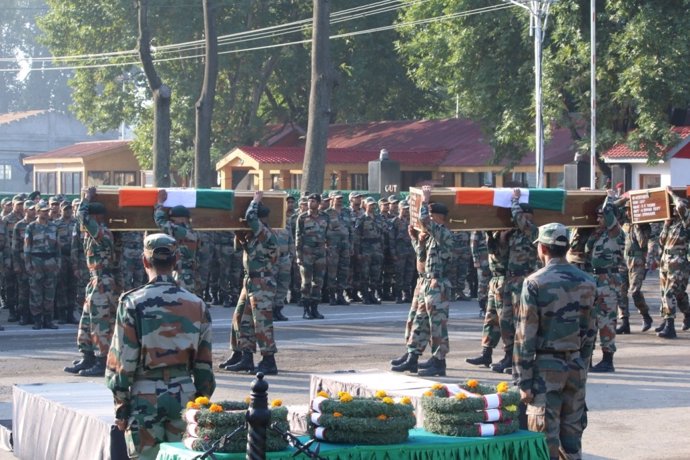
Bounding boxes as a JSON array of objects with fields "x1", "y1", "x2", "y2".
[
  {"x1": 627, "y1": 186, "x2": 688, "y2": 224},
  {"x1": 408, "y1": 187, "x2": 607, "y2": 231},
  {"x1": 92, "y1": 187, "x2": 287, "y2": 231}
]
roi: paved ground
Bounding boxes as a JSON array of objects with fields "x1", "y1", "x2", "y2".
[{"x1": 0, "y1": 270, "x2": 689, "y2": 459}]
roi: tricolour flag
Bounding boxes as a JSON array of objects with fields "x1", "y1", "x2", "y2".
[
  {"x1": 118, "y1": 188, "x2": 234, "y2": 210},
  {"x1": 455, "y1": 188, "x2": 566, "y2": 212}
]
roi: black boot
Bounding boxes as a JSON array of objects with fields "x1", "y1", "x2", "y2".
[
  {"x1": 19, "y1": 314, "x2": 30, "y2": 326},
  {"x1": 590, "y1": 351, "x2": 615, "y2": 373},
  {"x1": 478, "y1": 299, "x2": 487, "y2": 318},
  {"x1": 369, "y1": 289, "x2": 381, "y2": 305},
  {"x1": 657, "y1": 318, "x2": 677, "y2": 339},
  {"x1": 654, "y1": 319, "x2": 667, "y2": 333},
  {"x1": 219, "y1": 351, "x2": 242, "y2": 369},
  {"x1": 418, "y1": 357, "x2": 434, "y2": 369},
  {"x1": 391, "y1": 353, "x2": 418, "y2": 373},
  {"x1": 682, "y1": 315, "x2": 690, "y2": 332},
  {"x1": 336, "y1": 291, "x2": 350, "y2": 306},
  {"x1": 273, "y1": 305, "x2": 289, "y2": 321},
  {"x1": 311, "y1": 301, "x2": 325, "y2": 320},
  {"x1": 615, "y1": 317, "x2": 631, "y2": 334},
  {"x1": 64, "y1": 352, "x2": 95, "y2": 374},
  {"x1": 641, "y1": 313, "x2": 653, "y2": 332},
  {"x1": 78, "y1": 356, "x2": 106, "y2": 377},
  {"x1": 302, "y1": 300, "x2": 315, "y2": 319},
  {"x1": 256, "y1": 354, "x2": 278, "y2": 375},
  {"x1": 395, "y1": 290, "x2": 404, "y2": 304},
  {"x1": 43, "y1": 315, "x2": 58, "y2": 330},
  {"x1": 418, "y1": 357, "x2": 446, "y2": 377},
  {"x1": 491, "y1": 351, "x2": 513, "y2": 374},
  {"x1": 390, "y1": 352, "x2": 409, "y2": 366},
  {"x1": 225, "y1": 350, "x2": 254, "y2": 372},
  {"x1": 7, "y1": 307, "x2": 18, "y2": 323},
  {"x1": 31, "y1": 315, "x2": 42, "y2": 330},
  {"x1": 466, "y1": 347, "x2": 492, "y2": 367},
  {"x1": 329, "y1": 289, "x2": 338, "y2": 306}
]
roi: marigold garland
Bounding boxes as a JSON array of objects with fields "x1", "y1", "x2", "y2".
[
  {"x1": 308, "y1": 427, "x2": 410, "y2": 445},
  {"x1": 496, "y1": 382, "x2": 510, "y2": 393},
  {"x1": 209, "y1": 404, "x2": 223, "y2": 413},
  {"x1": 317, "y1": 390, "x2": 330, "y2": 398},
  {"x1": 194, "y1": 396, "x2": 210, "y2": 406},
  {"x1": 339, "y1": 393, "x2": 354, "y2": 403},
  {"x1": 271, "y1": 399, "x2": 283, "y2": 408},
  {"x1": 313, "y1": 397, "x2": 417, "y2": 418},
  {"x1": 423, "y1": 408, "x2": 515, "y2": 426},
  {"x1": 375, "y1": 390, "x2": 387, "y2": 398},
  {"x1": 382, "y1": 397, "x2": 394, "y2": 405},
  {"x1": 400, "y1": 396, "x2": 412, "y2": 405},
  {"x1": 421, "y1": 390, "x2": 520, "y2": 414}
]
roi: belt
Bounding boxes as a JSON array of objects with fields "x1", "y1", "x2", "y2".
[
  {"x1": 491, "y1": 271, "x2": 506, "y2": 277},
  {"x1": 29, "y1": 253, "x2": 57, "y2": 259},
  {"x1": 421, "y1": 272, "x2": 441, "y2": 280},
  {"x1": 89, "y1": 269, "x2": 114, "y2": 276},
  {"x1": 248, "y1": 271, "x2": 271, "y2": 278},
  {"x1": 591, "y1": 267, "x2": 617, "y2": 275},
  {"x1": 508, "y1": 270, "x2": 529, "y2": 277},
  {"x1": 137, "y1": 365, "x2": 190, "y2": 382},
  {"x1": 536, "y1": 350, "x2": 580, "y2": 360},
  {"x1": 664, "y1": 249, "x2": 686, "y2": 256}
]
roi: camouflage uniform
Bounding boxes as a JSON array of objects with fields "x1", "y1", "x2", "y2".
[
  {"x1": 295, "y1": 206, "x2": 329, "y2": 306},
  {"x1": 390, "y1": 210, "x2": 415, "y2": 303},
  {"x1": 353, "y1": 202, "x2": 384, "y2": 304},
  {"x1": 324, "y1": 197, "x2": 352, "y2": 304},
  {"x1": 153, "y1": 204, "x2": 199, "y2": 294},
  {"x1": 567, "y1": 228, "x2": 593, "y2": 272},
  {"x1": 287, "y1": 209, "x2": 301, "y2": 303},
  {"x1": 2, "y1": 204, "x2": 24, "y2": 322},
  {"x1": 71, "y1": 222, "x2": 90, "y2": 338},
  {"x1": 346, "y1": 196, "x2": 365, "y2": 301},
  {"x1": 484, "y1": 231, "x2": 510, "y2": 351},
  {"x1": 105, "y1": 233, "x2": 215, "y2": 460},
  {"x1": 116, "y1": 232, "x2": 145, "y2": 293},
  {"x1": 470, "y1": 230, "x2": 490, "y2": 314},
  {"x1": 514, "y1": 223, "x2": 596, "y2": 460},
  {"x1": 196, "y1": 231, "x2": 214, "y2": 300},
  {"x1": 24, "y1": 215, "x2": 60, "y2": 326},
  {"x1": 11, "y1": 202, "x2": 34, "y2": 325},
  {"x1": 210, "y1": 231, "x2": 242, "y2": 307},
  {"x1": 619, "y1": 222, "x2": 651, "y2": 322},
  {"x1": 54, "y1": 208, "x2": 78, "y2": 323},
  {"x1": 272, "y1": 226, "x2": 293, "y2": 318}
]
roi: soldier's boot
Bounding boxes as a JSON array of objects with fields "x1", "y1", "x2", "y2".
[
  {"x1": 391, "y1": 353, "x2": 418, "y2": 373},
  {"x1": 19, "y1": 313, "x2": 31, "y2": 326},
  {"x1": 329, "y1": 289, "x2": 338, "y2": 306},
  {"x1": 370, "y1": 288, "x2": 381, "y2": 305},
  {"x1": 390, "y1": 352, "x2": 409, "y2": 366},
  {"x1": 418, "y1": 356, "x2": 434, "y2": 369},
  {"x1": 465, "y1": 347, "x2": 492, "y2": 367},
  {"x1": 336, "y1": 291, "x2": 350, "y2": 306},
  {"x1": 395, "y1": 288, "x2": 404, "y2": 304},
  {"x1": 43, "y1": 315, "x2": 58, "y2": 330},
  {"x1": 641, "y1": 313, "x2": 653, "y2": 332},
  {"x1": 491, "y1": 351, "x2": 513, "y2": 374},
  {"x1": 682, "y1": 315, "x2": 690, "y2": 332},
  {"x1": 7, "y1": 306, "x2": 18, "y2": 323},
  {"x1": 615, "y1": 317, "x2": 631, "y2": 335},
  {"x1": 417, "y1": 357, "x2": 446, "y2": 377},
  {"x1": 64, "y1": 352, "x2": 95, "y2": 374},
  {"x1": 218, "y1": 351, "x2": 242, "y2": 369},
  {"x1": 310, "y1": 301, "x2": 325, "y2": 320},
  {"x1": 350, "y1": 289, "x2": 363, "y2": 303},
  {"x1": 654, "y1": 319, "x2": 667, "y2": 333},
  {"x1": 590, "y1": 351, "x2": 615, "y2": 373},
  {"x1": 478, "y1": 299, "x2": 487, "y2": 318},
  {"x1": 31, "y1": 315, "x2": 43, "y2": 330},
  {"x1": 657, "y1": 318, "x2": 677, "y2": 339},
  {"x1": 225, "y1": 350, "x2": 255, "y2": 373},
  {"x1": 381, "y1": 284, "x2": 393, "y2": 301},
  {"x1": 78, "y1": 356, "x2": 106, "y2": 377},
  {"x1": 273, "y1": 304, "x2": 289, "y2": 321},
  {"x1": 302, "y1": 300, "x2": 315, "y2": 320},
  {"x1": 256, "y1": 354, "x2": 278, "y2": 376},
  {"x1": 66, "y1": 308, "x2": 80, "y2": 325}
]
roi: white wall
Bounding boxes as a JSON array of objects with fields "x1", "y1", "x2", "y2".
[
  {"x1": 630, "y1": 163, "x2": 670, "y2": 189},
  {"x1": 668, "y1": 158, "x2": 690, "y2": 187}
]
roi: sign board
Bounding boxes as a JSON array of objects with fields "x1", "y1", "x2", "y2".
[
  {"x1": 628, "y1": 188, "x2": 670, "y2": 224},
  {"x1": 408, "y1": 187, "x2": 606, "y2": 231},
  {"x1": 93, "y1": 188, "x2": 287, "y2": 231}
]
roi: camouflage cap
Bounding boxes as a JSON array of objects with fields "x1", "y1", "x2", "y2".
[
  {"x1": 286, "y1": 195, "x2": 296, "y2": 202},
  {"x1": 60, "y1": 200, "x2": 73, "y2": 210},
  {"x1": 364, "y1": 196, "x2": 376, "y2": 205},
  {"x1": 534, "y1": 222, "x2": 568, "y2": 247},
  {"x1": 36, "y1": 200, "x2": 50, "y2": 211},
  {"x1": 48, "y1": 196, "x2": 59, "y2": 205},
  {"x1": 400, "y1": 200, "x2": 410, "y2": 209},
  {"x1": 298, "y1": 196, "x2": 308, "y2": 204},
  {"x1": 321, "y1": 193, "x2": 331, "y2": 201},
  {"x1": 72, "y1": 198, "x2": 81, "y2": 206},
  {"x1": 55, "y1": 193, "x2": 65, "y2": 202},
  {"x1": 388, "y1": 195, "x2": 400, "y2": 204},
  {"x1": 329, "y1": 191, "x2": 342, "y2": 199},
  {"x1": 12, "y1": 194, "x2": 24, "y2": 203},
  {"x1": 1, "y1": 198, "x2": 10, "y2": 206},
  {"x1": 169, "y1": 205, "x2": 190, "y2": 218},
  {"x1": 378, "y1": 197, "x2": 389, "y2": 204},
  {"x1": 23, "y1": 200, "x2": 36, "y2": 210},
  {"x1": 17, "y1": 193, "x2": 27, "y2": 201},
  {"x1": 143, "y1": 233, "x2": 177, "y2": 261},
  {"x1": 348, "y1": 191, "x2": 362, "y2": 200}
]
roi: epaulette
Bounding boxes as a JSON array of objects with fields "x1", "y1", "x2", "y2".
[{"x1": 118, "y1": 286, "x2": 143, "y2": 302}]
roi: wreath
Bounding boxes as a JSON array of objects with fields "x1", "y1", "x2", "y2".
[
  {"x1": 312, "y1": 397, "x2": 414, "y2": 418},
  {"x1": 425, "y1": 419, "x2": 520, "y2": 437},
  {"x1": 311, "y1": 413, "x2": 416, "y2": 433},
  {"x1": 421, "y1": 390, "x2": 520, "y2": 414},
  {"x1": 422, "y1": 407, "x2": 516, "y2": 426},
  {"x1": 307, "y1": 426, "x2": 411, "y2": 445}
]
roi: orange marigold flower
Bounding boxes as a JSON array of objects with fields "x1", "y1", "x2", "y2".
[
  {"x1": 209, "y1": 404, "x2": 223, "y2": 413},
  {"x1": 431, "y1": 383, "x2": 445, "y2": 390},
  {"x1": 423, "y1": 391, "x2": 433, "y2": 397},
  {"x1": 339, "y1": 393, "x2": 353, "y2": 403},
  {"x1": 400, "y1": 396, "x2": 412, "y2": 405},
  {"x1": 244, "y1": 396, "x2": 251, "y2": 404},
  {"x1": 466, "y1": 379, "x2": 479, "y2": 388},
  {"x1": 317, "y1": 391, "x2": 330, "y2": 398},
  {"x1": 496, "y1": 382, "x2": 510, "y2": 393},
  {"x1": 455, "y1": 393, "x2": 468, "y2": 400},
  {"x1": 375, "y1": 390, "x2": 387, "y2": 398},
  {"x1": 271, "y1": 399, "x2": 283, "y2": 408},
  {"x1": 186, "y1": 401, "x2": 200, "y2": 410},
  {"x1": 377, "y1": 414, "x2": 388, "y2": 421},
  {"x1": 333, "y1": 412, "x2": 343, "y2": 417},
  {"x1": 382, "y1": 397, "x2": 394, "y2": 405},
  {"x1": 194, "y1": 396, "x2": 210, "y2": 406}
]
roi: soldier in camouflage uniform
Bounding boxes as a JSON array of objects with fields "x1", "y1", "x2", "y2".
[
  {"x1": 379, "y1": 197, "x2": 396, "y2": 301},
  {"x1": 24, "y1": 201, "x2": 60, "y2": 329},
  {"x1": 12, "y1": 201, "x2": 36, "y2": 326},
  {"x1": 272, "y1": 220, "x2": 293, "y2": 322},
  {"x1": 391, "y1": 186, "x2": 454, "y2": 377},
  {"x1": 196, "y1": 231, "x2": 214, "y2": 303},
  {"x1": 2, "y1": 196, "x2": 25, "y2": 323},
  {"x1": 354, "y1": 197, "x2": 384, "y2": 305},
  {"x1": 154, "y1": 192, "x2": 199, "y2": 295},
  {"x1": 116, "y1": 232, "x2": 145, "y2": 293},
  {"x1": 106, "y1": 233, "x2": 215, "y2": 460},
  {"x1": 586, "y1": 190, "x2": 623, "y2": 372},
  {"x1": 324, "y1": 191, "x2": 351, "y2": 306},
  {"x1": 287, "y1": 196, "x2": 305, "y2": 304},
  {"x1": 209, "y1": 231, "x2": 242, "y2": 308},
  {"x1": 470, "y1": 230, "x2": 491, "y2": 317},
  {"x1": 295, "y1": 193, "x2": 329, "y2": 319},
  {"x1": 54, "y1": 201, "x2": 79, "y2": 324},
  {"x1": 656, "y1": 187, "x2": 690, "y2": 338},
  {"x1": 221, "y1": 192, "x2": 279, "y2": 375},
  {"x1": 514, "y1": 222, "x2": 596, "y2": 460},
  {"x1": 346, "y1": 192, "x2": 365, "y2": 303},
  {"x1": 390, "y1": 200, "x2": 415, "y2": 303},
  {"x1": 449, "y1": 231, "x2": 471, "y2": 300},
  {"x1": 71, "y1": 199, "x2": 90, "y2": 325},
  {"x1": 64, "y1": 187, "x2": 117, "y2": 377}
]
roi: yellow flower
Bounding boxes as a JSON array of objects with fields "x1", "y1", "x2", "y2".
[
  {"x1": 382, "y1": 397, "x2": 394, "y2": 405},
  {"x1": 454, "y1": 393, "x2": 468, "y2": 400},
  {"x1": 209, "y1": 404, "x2": 223, "y2": 413},
  {"x1": 194, "y1": 396, "x2": 210, "y2": 406},
  {"x1": 375, "y1": 390, "x2": 387, "y2": 398},
  {"x1": 376, "y1": 414, "x2": 388, "y2": 421},
  {"x1": 466, "y1": 379, "x2": 479, "y2": 389},
  {"x1": 506, "y1": 405, "x2": 518, "y2": 412},
  {"x1": 333, "y1": 412, "x2": 343, "y2": 417},
  {"x1": 496, "y1": 382, "x2": 510, "y2": 393},
  {"x1": 186, "y1": 401, "x2": 200, "y2": 410},
  {"x1": 431, "y1": 383, "x2": 445, "y2": 390},
  {"x1": 317, "y1": 391, "x2": 330, "y2": 398},
  {"x1": 337, "y1": 391, "x2": 347, "y2": 398},
  {"x1": 271, "y1": 399, "x2": 283, "y2": 408},
  {"x1": 400, "y1": 396, "x2": 412, "y2": 405},
  {"x1": 339, "y1": 393, "x2": 353, "y2": 403},
  {"x1": 423, "y1": 391, "x2": 433, "y2": 397},
  {"x1": 244, "y1": 396, "x2": 251, "y2": 404}
]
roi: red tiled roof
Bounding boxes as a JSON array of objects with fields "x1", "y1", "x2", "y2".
[
  {"x1": 238, "y1": 146, "x2": 448, "y2": 166},
  {"x1": 0, "y1": 110, "x2": 47, "y2": 125},
  {"x1": 603, "y1": 126, "x2": 690, "y2": 161},
  {"x1": 24, "y1": 140, "x2": 131, "y2": 161}
]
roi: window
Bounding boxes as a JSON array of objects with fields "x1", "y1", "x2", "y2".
[
  {"x1": 0, "y1": 164, "x2": 12, "y2": 181},
  {"x1": 546, "y1": 172, "x2": 564, "y2": 188},
  {"x1": 291, "y1": 173, "x2": 302, "y2": 190},
  {"x1": 61, "y1": 172, "x2": 82, "y2": 194},
  {"x1": 271, "y1": 174, "x2": 282, "y2": 190},
  {"x1": 36, "y1": 172, "x2": 57, "y2": 194},
  {"x1": 461, "y1": 172, "x2": 481, "y2": 187},
  {"x1": 349, "y1": 173, "x2": 368, "y2": 190},
  {"x1": 87, "y1": 171, "x2": 111, "y2": 186},
  {"x1": 113, "y1": 171, "x2": 137, "y2": 186},
  {"x1": 640, "y1": 174, "x2": 660, "y2": 189},
  {"x1": 441, "y1": 173, "x2": 455, "y2": 187}
]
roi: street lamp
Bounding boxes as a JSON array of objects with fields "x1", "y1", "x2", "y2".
[{"x1": 505, "y1": 0, "x2": 556, "y2": 188}]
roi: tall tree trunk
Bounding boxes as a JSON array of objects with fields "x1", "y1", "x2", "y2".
[
  {"x1": 137, "y1": 0, "x2": 171, "y2": 187},
  {"x1": 194, "y1": 0, "x2": 218, "y2": 188},
  {"x1": 302, "y1": 0, "x2": 332, "y2": 195}
]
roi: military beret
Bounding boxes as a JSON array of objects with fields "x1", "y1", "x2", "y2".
[
  {"x1": 1, "y1": 198, "x2": 10, "y2": 206},
  {"x1": 23, "y1": 200, "x2": 36, "y2": 210},
  {"x1": 364, "y1": 197, "x2": 376, "y2": 205},
  {"x1": 388, "y1": 195, "x2": 400, "y2": 204},
  {"x1": 257, "y1": 204, "x2": 270, "y2": 218},
  {"x1": 308, "y1": 193, "x2": 321, "y2": 203},
  {"x1": 88, "y1": 202, "x2": 107, "y2": 215},
  {"x1": 169, "y1": 205, "x2": 190, "y2": 218},
  {"x1": 143, "y1": 233, "x2": 177, "y2": 261},
  {"x1": 429, "y1": 202, "x2": 449, "y2": 216},
  {"x1": 36, "y1": 200, "x2": 50, "y2": 211},
  {"x1": 534, "y1": 222, "x2": 568, "y2": 247},
  {"x1": 615, "y1": 182, "x2": 624, "y2": 189},
  {"x1": 28, "y1": 191, "x2": 41, "y2": 201}
]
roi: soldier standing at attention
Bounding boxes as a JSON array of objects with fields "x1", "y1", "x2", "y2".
[
  {"x1": 24, "y1": 201, "x2": 60, "y2": 329},
  {"x1": 324, "y1": 191, "x2": 351, "y2": 306},
  {"x1": 12, "y1": 201, "x2": 36, "y2": 326},
  {"x1": 2, "y1": 196, "x2": 25, "y2": 323},
  {"x1": 354, "y1": 197, "x2": 384, "y2": 305},
  {"x1": 272, "y1": 218, "x2": 293, "y2": 322},
  {"x1": 514, "y1": 223, "x2": 596, "y2": 460},
  {"x1": 296, "y1": 193, "x2": 329, "y2": 319},
  {"x1": 106, "y1": 233, "x2": 215, "y2": 460},
  {"x1": 391, "y1": 200, "x2": 415, "y2": 303},
  {"x1": 222, "y1": 191, "x2": 279, "y2": 375},
  {"x1": 116, "y1": 231, "x2": 145, "y2": 292},
  {"x1": 154, "y1": 191, "x2": 199, "y2": 295},
  {"x1": 470, "y1": 230, "x2": 490, "y2": 317},
  {"x1": 55, "y1": 200, "x2": 79, "y2": 324},
  {"x1": 64, "y1": 187, "x2": 117, "y2": 377},
  {"x1": 346, "y1": 192, "x2": 364, "y2": 303}
]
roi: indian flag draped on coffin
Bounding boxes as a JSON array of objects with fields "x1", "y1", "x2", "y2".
[
  {"x1": 455, "y1": 188, "x2": 566, "y2": 212},
  {"x1": 118, "y1": 188, "x2": 235, "y2": 210}
]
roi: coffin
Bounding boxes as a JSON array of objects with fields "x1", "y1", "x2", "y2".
[
  {"x1": 92, "y1": 187, "x2": 287, "y2": 231},
  {"x1": 408, "y1": 187, "x2": 607, "y2": 231}
]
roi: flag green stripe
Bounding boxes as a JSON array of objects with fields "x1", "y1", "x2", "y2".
[
  {"x1": 528, "y1": 189, "x2": 566, "y2": 212},
  {"x1": 195, "y1": 189, "x2": 234, "y2": 210}
]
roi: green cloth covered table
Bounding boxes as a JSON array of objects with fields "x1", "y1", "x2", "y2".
[{"x1": 156, "y1": 428, "x2": 548, "y2": 460}]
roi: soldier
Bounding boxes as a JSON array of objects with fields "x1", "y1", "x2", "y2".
[
  {"x1": 449, "y1": 231, "x2": 471, "y2": 301},
  {"x1": 106, "y1": 233, "x2": 215, "y2": 460},
  {"x1": 154, "y1": 192, "x2": 200, "y2": 294},
  {"x1": 353, "y1": 197, "x2": 384, "y2": 304},
  {"x1": 54, "y1": 200, "x2": 79, "y2": 324},
  {"x1": 70, "y1": 198, "x2": 89, "y2": 324},
  {"x1": 12, "y1": 201, "x2": 36, "y2": 325},
  {"x1": 390, "y1": 200, "x2": 415, "y2": 303},
  {"x1": 319, "y1": 194, "x2": 332, "y2": 303},
  {"x1": 391, "y1": 186, "x2": 454, "y2": 377},
  {"x1": 287, "y1": 196, "x2": 303, "y2": 305},
  {"x1": 0, "y1": 200, "x2": 6, "y2": 330},
  {"x1": 221, "y1": 191, "x2": 279, "y2": 375},
  {"x1": 514, "y1": 223, "x2": 596, "y2": 460},
  {"x1": 115, "y1": 231, "x2": 145, "y2": 293},
  {"x1": 64, "y1": 187, "x2": 117, "y2": 377},
  {"x1": 24, "y1": 200, "x2": 60, "y2": 329},
  {"x1": 470, "y1": 230, "x2": 490, "y2": 317},
  {"x1": 346, "y1": 191, "x2": 365, "y2": 303},
  {"x1": 1, "y1": 197, "x2": 12, "y2": 217},
  {"x1": 2, "y1": 196, "x2": 25, "y2": 323},
  {"x1": 295, "y1": 193, "x2": 329, "y2": 319},
  {"x1": 27, "y1": 191, "x2": 41, "y2": 203},
  {"x1": 379, "y1": 197, "x2": 395, "y2": 301},
  {"x1": 586, "y1": 190, "x2": 623, "y2": 372},
  {"x1": 48, "y1": 196, "x2": 61, "y2": 221},
  {"x1": 656, "y1": 187, "x2": 690, "y2": 338},
  {"x1": 324, "y1": 191, "x2": 351, "y2": 306},
  {"x1": 209, "y1": 231, "x2": 242, "y2": 308},
  {"x1": 272, "y1": 218, "x2": 293, "y2": 321},
  {"x1": 196, "y1": 231, "x2": 214, "y2": 302}
]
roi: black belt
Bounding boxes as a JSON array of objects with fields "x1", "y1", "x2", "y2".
[
  {"x1": 248, "y1": 271, "x2": 271, "y2": 278},
  {"x1": 591, "y1": 267, "x2": 617, "y2": 275},
  {"x1": 536, "y1": 350, "x2": 580, "y2": 360},
  {"x1": 491, "y1": 271, "x2": 506, "y2": 277},
  {"x1": 664, "y1": 249, "x2": 685, "y2": 256},
  {"x1": 421, "y1": 272, "x2": 441, "y2": 280},
  {"x1": 508, "y1": 270, "x2": 529, "y2": 277},
  {"x1": 29, "y1": 253, "x2": 57, "y2": 259}
]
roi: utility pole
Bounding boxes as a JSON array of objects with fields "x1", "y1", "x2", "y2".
[
  {"x1": 302, "y1": 0, "x2": 332, "y2": 195},
  {"x1": 590, "y1": 0, "x2": 597, "y2": 189}
]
